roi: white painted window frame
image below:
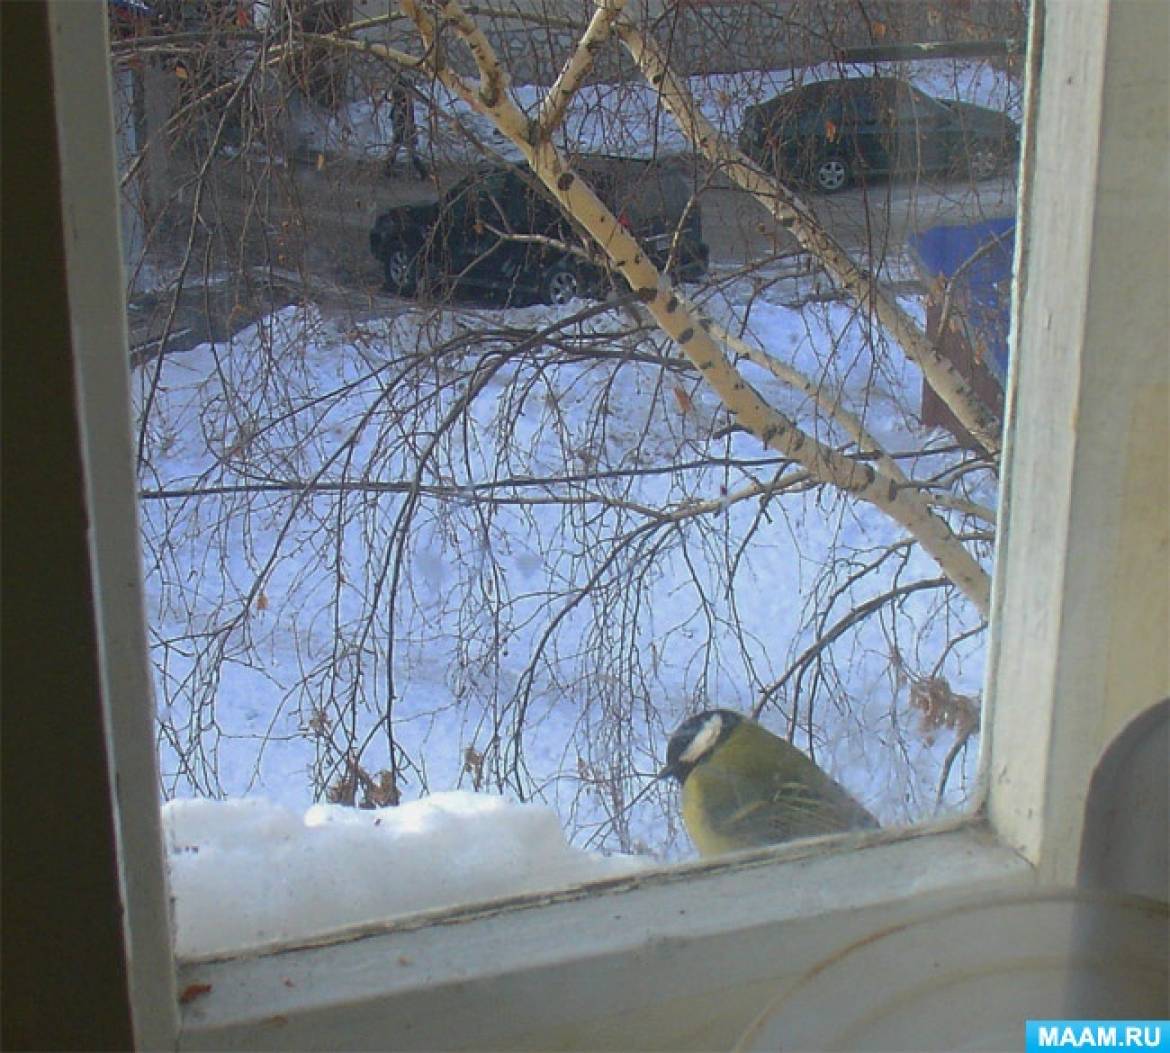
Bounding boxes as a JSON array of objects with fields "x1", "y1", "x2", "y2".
[{"x1": 49, "y1": 0, "x2": 1167, "y2": 1047}]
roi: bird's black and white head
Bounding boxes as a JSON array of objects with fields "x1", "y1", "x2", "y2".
[{"x1": 658, "y1": 709, "x2": 743, "y2": 784}]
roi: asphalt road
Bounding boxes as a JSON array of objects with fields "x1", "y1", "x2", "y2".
[
  {"x1": 342, "y1": 157, "x2": 1018, "y2": 287},
  {"x1": 698, "y1": 171, "x2": 1018, "y2": 268},
  {"x1": 312, "y1": 155, "x2": 1018, "y2": 272},
  {"x1": 128, "y1": 154, "x2": 1017, "y2": 358}
]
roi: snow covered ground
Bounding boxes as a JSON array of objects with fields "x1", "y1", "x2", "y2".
[{"x1": 139, "y1": 291, "x2": 989, "y2": 833}]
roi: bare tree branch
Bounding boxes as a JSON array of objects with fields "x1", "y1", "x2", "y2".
[
  {"x1": 615, "y1": 19, "x2": 1004, "y2": 457},
  {"x1": 396, "y1": 0, "x2": 991, "y2": 614}
]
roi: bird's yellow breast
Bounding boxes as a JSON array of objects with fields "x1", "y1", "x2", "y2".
[
  {"x1": 681, "y1": 776, "x2": 745, "y2": 857},
  {"x1": 679, "y1": 728, "x2": 774, "y2": 856}
]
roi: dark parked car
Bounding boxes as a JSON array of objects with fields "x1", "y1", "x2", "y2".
[
  {"x1": 369, "y1": 159, "x2": 709, "y2": 305},
  {"x1": 738, "y1": 76, "x2": 1020, "y2": 193}
]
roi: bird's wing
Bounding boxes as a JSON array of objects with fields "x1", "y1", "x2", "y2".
[
  {"x1": 774, "y1": 762, "x2": 880, "y2": 835},
  {"x1": 697, "y1": 761, "x2": 876, "y2": 850}
]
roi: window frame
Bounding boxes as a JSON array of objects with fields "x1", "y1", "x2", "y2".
[
  {"x1": 47, "y1": 2, "x2": 179, "y2": 1046},
  {"x1": 48, "y1": 0, "x2": 1167, "y2": 1046}
]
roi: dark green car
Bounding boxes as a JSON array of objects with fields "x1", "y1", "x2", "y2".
[{"x1": 738, "y1": 76, "x2": 1020, "y2": 194}]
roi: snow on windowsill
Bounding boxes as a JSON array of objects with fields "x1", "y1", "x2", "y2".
[{"x1": 163, "y1": 793, "x2": 650, "y2": 960}]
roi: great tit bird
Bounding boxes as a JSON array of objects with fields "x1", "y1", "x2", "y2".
[{"x1": 659, "y1": 708, "x2": 878, "y2": 857}]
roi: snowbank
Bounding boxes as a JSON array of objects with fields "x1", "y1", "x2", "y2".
[{"x1": 163, "y1": 793, "x2": 649, "y2": 959}]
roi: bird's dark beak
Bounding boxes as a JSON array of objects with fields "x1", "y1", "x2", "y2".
[{"x1": 656, "y1": 762, "x2": 677, "y2": 782}]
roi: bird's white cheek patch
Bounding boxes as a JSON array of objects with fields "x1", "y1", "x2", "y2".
[{"x1": 680, "y1": 716, "x2": 722, "y2": 765}]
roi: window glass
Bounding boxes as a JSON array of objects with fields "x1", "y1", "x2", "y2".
[{"x1": 110, "y1": 0, "x2": 1026, "y2": 954}]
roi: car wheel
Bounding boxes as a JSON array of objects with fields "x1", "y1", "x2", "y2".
[
  {"x1": 384, "y1": 245, "x2": 418, "y2": 296},
  {"x1": 812, "y1": 155, "x2": 851, "y2": 194},
  {"x1": 540, "y1": 261, "x2": 582, "y2": 306}
]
